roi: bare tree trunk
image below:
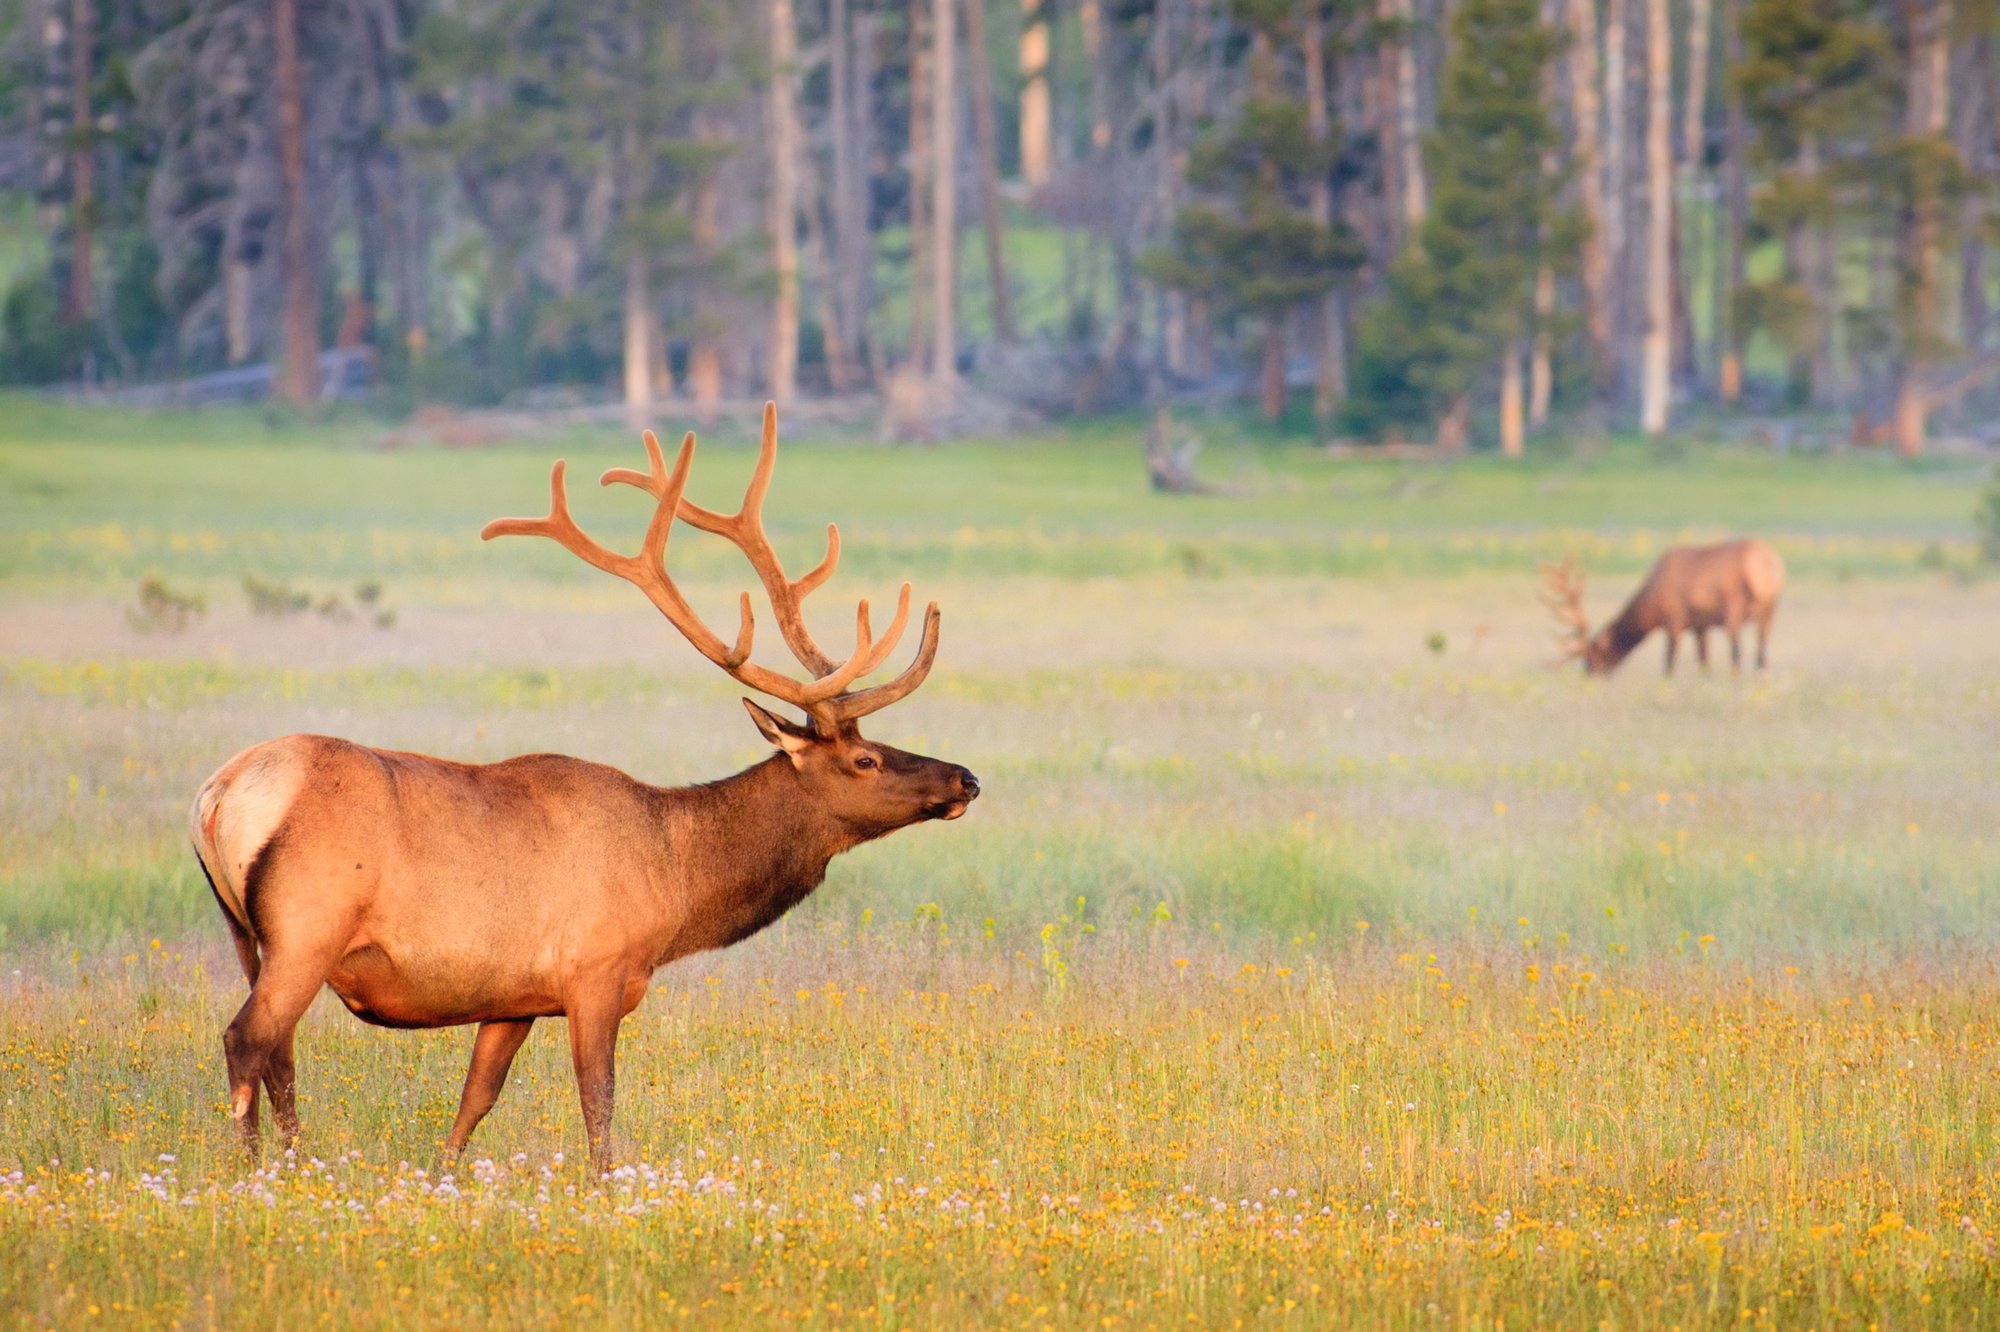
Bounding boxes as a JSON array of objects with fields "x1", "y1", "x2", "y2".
[
  {"x1": 62, "y1": 0, "x2": 93, "y2": 325},
  {"x1": 1500, "y1": 344, "x2": 1525, "y2": 456},
  {"x1": 689, "y1": 163, "x2": 724, "y2": 423},
  {"x1": 1678, "y1": 0, "x2": 1711, "y2": 381},
  {"x1": 1569, "y1": 0, "x2": 1611, "y2": 394},
  {"x1": 1436, "y1": 392, "x2": 1469, "y2": 453},
  {"x1": 1080, "y1": 0, "x2": 1110, "y2": 153},
  {"x1": 1639, "y1": 0, "x2": 1671, "y2": 435},
  {"x1": 931, "y1": 0, "x2": 958, "y2": 381},
  {"x1": 1260, "y1": 315, "x2": 1286, "y2": 422},
  {"x1": 1530, "y1": 262, "x2": 1554, "y2": 428},
  {"x1": 853, "y1": 12, "x2": 885, "y2": 384},
  {"x1": 908, "y1": 0, "x2": 931, "y2": 372},
  {"x1": 1605, "y1": 0, "x2": 1628, "y2": 391},
  {"x1": 224, "y1": 258, "x2": 253, "y2": 365},
  {"x1": 1019, "y1": 0, "x2": 1051, "y2": 188},
  {"x1": 768, "y1": 0, "x2": 801, "y2": 403},
  {"x1": 1894, "y1": 0, "x2": 1950, "y2": 458},
  {"x1": 274, "y1": 0, "x2": 319, "y2": 407},
  {"x1": 1716, "y1": 0, "x2": 1746, "y2": 403},
  {"x1": 623, "y1": 256, "x2": 654, "y2": 418},
  {"x1": 829, "y1": 0, "x2": 867, "y2": 385},
  {"x1": 1153, "y1": 0, "x2": 1185, "y2": 372},
  {"x1": 1303, "y1": 0, "x2": 1342, "y2": 434},
  {"x1": 962, "y1": 0, "x2": 1016, "y2": 343},
  {"x1": 1384, "y1": 0, "x2": 1426, "y2": 230},
  {"x1": 1960, "y1": 34, "x2": 1990, "y2": 351}
]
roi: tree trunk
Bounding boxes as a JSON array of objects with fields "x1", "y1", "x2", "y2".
[
  {"x1": 852, "y1": 11, "x2": 885, "y2": 385},
  {"x1": 273, "y1": 0, "x2": 319, "y2": 407},
  {"x1": 1678, "y1": 0, "x2": 1711, "y2": 381},
  {"x1": 623, "y1": 256, "x2": 654, "y2": 419},
  {"x1": 962, "y1": 0, "x2": 1016, "y2": 343},
  {"x1": 828, "y1": 0, "x2": 868, "y2": 384},
  {"x1": 224, "y1": 258, "x2": 253, "y2": 366},
  {"x1": 1569, "y1": 0, "x2": 1611, "y2": 394},
  {"x1": 1640, "y1": 0, "x2": 1671, "y2": 435},
  {"x1": 1080, "y1": 0, "x2": 1110, "y2": 154},
  {"x1": 62, "y1": 0, "x2": 93, "y2": 325},
  {"x1": 768, "y1": 0, "x2": 801, "y2": 403},
  {"x1": 1153, "y1": 0, "x2": 1185, "y2": 372},
  {"x1": 1436, "y1": 392, "x2": 1469, "y2": 454},
  {"x1": 1605, "y1": 0, "x2": 1628, "y2": 390},
  {"x1": 1383, "y1": 0, "x2": 1426, "y2": 230},
  {"x1": 1500, "y1": 344, "x2": 1525, "y2": 456},
  {"x1": 931, "y1": 0, "x2": 958, "y2": 381},
  {"x1": 1716, "y1": 0, "x2": 1746, "y2": 403},
  {"x1": 908, "y1": 0, "x2": 931, "y2": 372},
  {"x1": 1894, "y1": 0, "x2": 1950, "y2": 459},
  {"x1": 1260, "y1": 315, "x2": 1286, "y2": 422},
  {"x1": 1530, "y1": 262, "x2": 1554, "y2": 428},
  {"x1": 1303, "y1": 0, "x2": 1342, "y2": 434},
  {"x1": 1019, "y1": 0, "x2": 1051, "y2": 189},
  {"x1": 690, "y1": 161, "x2": 724, "y2": 423}
]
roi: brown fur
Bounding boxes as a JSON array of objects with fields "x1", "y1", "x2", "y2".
[
  {"x1": 1544, "y1": 539, "x2": 1786, "y2": 676},
  {"x1": 191, "y1": 409, "x2": 976, "y2": 1167}
]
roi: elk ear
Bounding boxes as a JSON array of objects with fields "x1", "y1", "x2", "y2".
[{"x1": 743, "y1": 698, "x2": 818, "y2": 757}]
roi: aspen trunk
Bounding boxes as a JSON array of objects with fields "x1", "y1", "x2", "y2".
[
  {"x1": 689, "y1": 166, "x2": 723, "y2": 423},
  {"x1": 63, "y1": 0, "x2": 93, "y2": 325},
  {"x1": 1569, "y1": 0, "x2": 1611, "y2": 393},
  {"x1": 224, "y1": 258, "x2": 253, "y2": 366},
  {"x1": 1716, "y1": 0, "x2": 1746, "y2": 403},
  {"x1": 962, "y1": 0, "x2": 1016, "y2": 343},
  {"x1": 1383, "y1": 0, "x2": 1426, "y2": 230},
  {"x1": 1080, "y1": 0, "x2": 1110, "y2": 153},
  {"x1": 1436, "y1": 392, "x2": 1469, "y2": 454},
  {"x1": 1500, "y1": 345, "x2": 1525, "y2": 457},
  {"x1": 273, "y1": 0, "x2": 320, "y2": 407},
  {"x1": 931, "y1": 0, "x2": 958, "y2": 381},
  {"x1": 1639, "y1": 0, "x2": 1672, "y2": 436},
  {"x1": 829, "y1": 0, "x2": 868, "y2": 384},
  {"x1": 1679, "y1": 0, "x2": 1711, "y2": 379},
  {"x1": 622, "y1": 255, "x2": 654, "y2": 418},
  {"x1": 1303, "y1": 0, "x2": 1342, "y2": 433},
  {"x1": 1893, "y1": 0, "x2": 1950, "y2": 458},
  {"x1": 768, "y1": 0, "x2": 800, "y2": 403},
  {"x1": 908, "y1": 0, "x2": 931, "y2": 372},
  {"x1": 1530, "y1": 263, "x2": 1554, "y2": 428},
  {"x1": 1019, "y1": 0, "x2": 1051, "y2": 189},
  {"x1": 1154, "y1": 0, "x2": 1184, "y2": 372},
  {"x1": 1604, "y1": 0, "x2": 1627, "y2": 383},
  {"x1": 853, "y1": 12, "x2": 885, "y2": 384},
  {"x1": 1260, "y1": 315, "x2": 1286, "y2": 422}
]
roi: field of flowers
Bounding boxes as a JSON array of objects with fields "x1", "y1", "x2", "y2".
[{"x1": 4, "y1": 402, "x2": 1998, "y2": 1326}]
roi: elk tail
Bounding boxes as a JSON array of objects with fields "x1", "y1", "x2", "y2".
[{"x1": 190, "y1": 777, "x2": 261, "y2": 985}]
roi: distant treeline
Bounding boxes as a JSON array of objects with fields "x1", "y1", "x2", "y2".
[{"x1": 2, "y1": 0, "x2": 1998, "y2": 452}]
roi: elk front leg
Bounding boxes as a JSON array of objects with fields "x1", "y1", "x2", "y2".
[
  {"x1": 1754, "y1": 609, "x2": 1774, "y2": 668},
  {"x1": 1694, "y1": 628, "x2": 1711, "y2": 671},
  {"x1": 1662, "y1": 629, "x2": 1679, "y2": 676},
  {"x1": 565, "y1": 984, "x2": 628, "y2": 1171},
  {"x1": 444, "y1": 1019, "x2": 535, "y2": 1158}
]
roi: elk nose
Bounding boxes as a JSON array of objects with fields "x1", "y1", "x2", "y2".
[{"x1": 954, "y1": 766, "x2": 980, "y2": 800}]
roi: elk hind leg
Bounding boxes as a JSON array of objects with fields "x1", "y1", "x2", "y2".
[
  {"x1": 1754, "y1": 608, "x2": 1774, "y2": 668},
  {"x1": 445, "y1": 1019, "x2": 535, "y2": 1158},
  {"x1": 1694, "y1": 628, "x2": 1711, "y2": 671},
  {"x1": 222, "y1": 945, "x2": 335, "y2": 1156}
]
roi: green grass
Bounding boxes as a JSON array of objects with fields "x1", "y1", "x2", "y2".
[{"x1": 4, "y1": 399, "x2": 2000, "y2": 1326}]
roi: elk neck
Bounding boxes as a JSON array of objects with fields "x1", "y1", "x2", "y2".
[
  {"x1": 651, "y1": 755, "x2": 863, "y2": 951},
  {"x1": 1599, "y1": 595, "x2": 1658, "y2": 668}
]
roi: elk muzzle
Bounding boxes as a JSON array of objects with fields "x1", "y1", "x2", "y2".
[{"x1": 932, "y1": 765, "x2": 979, "y2": 820}]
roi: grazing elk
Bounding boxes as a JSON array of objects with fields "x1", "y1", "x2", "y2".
[
  {"x1": 1541, "y1": 539, "x2": 1786, "y2": 675},
  {"x1": 189, "y1": 405, "x2": 978, "y2": 1167}
]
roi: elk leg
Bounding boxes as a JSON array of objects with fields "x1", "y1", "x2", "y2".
[
  {"x1": 565, "y1": 987, "x2": 626, "y2": 1170},
  {"x1": 1694, "y1": 628, "x2": 1711, "y2": 671},
  {"x1": 1755, "y1": 610, "x2": 1773, "y2": 668},
  {"x1": 263, "y1": 1029, "x2": 299, "y2": 1148},
  {"x1": 1662, "y1": 630, "x2": 1679, "y2": 676},
  {"x1": 444, "y1": 1018, "x2": 535, "y2": 1157},
  {"x1": 222, "y1": 947, "x2": 334, "y2": 1157}
]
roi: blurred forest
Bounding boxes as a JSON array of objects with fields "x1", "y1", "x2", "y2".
[{"x1": 2, "y1": 0, "x2": 1999, "y2": 453}]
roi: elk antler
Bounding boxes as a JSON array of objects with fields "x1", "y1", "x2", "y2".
[
  {"x1": 1539, "y1": 556, "x2": 1591, "y2": 664},
  {"x1": 482, "y1": 404, "x2": 940, "y2": 733}
]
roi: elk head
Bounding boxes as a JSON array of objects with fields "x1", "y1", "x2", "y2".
[
  {"x1": 483, "y1": 403, "x2": 977, "y2": 834},
  {"x1": 1541, "y1": 556, "x2": 1612, "y2": 674}
]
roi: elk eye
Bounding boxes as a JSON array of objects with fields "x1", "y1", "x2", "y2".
[{"x1": 853, "y1": 754, "x2": 877, "y2": 771}]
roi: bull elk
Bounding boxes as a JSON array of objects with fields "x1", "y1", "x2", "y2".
[
  {"x1": 189, "y1": 405, "x2": 978, "y2": 1166},
  {"x1": 1541, "y1": 539, "x2": 1786, "y2": 675}
]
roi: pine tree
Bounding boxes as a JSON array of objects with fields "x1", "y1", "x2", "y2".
[
  {"x1": 1347, "y1": 0, "x2": 1574, "y2": 451},
  {"x1": 1141, "y1": 8, "x2": 1362, "y2": 423}
]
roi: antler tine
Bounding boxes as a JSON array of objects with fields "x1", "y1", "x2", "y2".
[{"x1": 819, "y1": 603, "x2": 942, "y2": 725}]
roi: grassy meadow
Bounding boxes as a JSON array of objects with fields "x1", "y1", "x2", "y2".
[{"x1": 3, "y1": 396, "x2": 1999, "y2": 1326}]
